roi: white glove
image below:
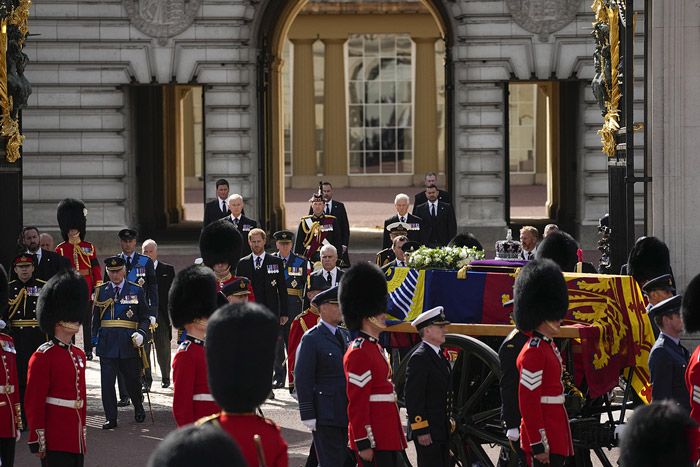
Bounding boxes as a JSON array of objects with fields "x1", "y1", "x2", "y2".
[
  {"x1": 131, "y1": 332, "x2": 144, "y2": 347},
  {"x1": 149, "y1": 316, "x2": 156, "y2": 326},
  {"x1": 15, "y1": 429, "x2": 20, "y2": 441},
  {"x1": 614, "y1": 423, "x2": 626, "y2": 440},
  {"x1": 506, "y1": 427, "x2": 520, "y2": 442},
  {"x1": 0, "y1": 320, "x2": 6, "y2": 330},
  {"x1": 302, "y1": 419, "x2": 316, "y2": 432}
]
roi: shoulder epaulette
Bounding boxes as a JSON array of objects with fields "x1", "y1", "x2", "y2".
[
  {"x1": 36, "y1": 279, "x2": 47, "y2": 284},
  {"x1": 529, "y1": 337, "x2": 541, "y2": 348},
  {"x1": 37, "y1": 341, "x2": 54, "y2": 353},
  {"x1": 352, "y1": 338, "x2": 365, "y2": 349},
  {"x1": 7, "y1": 280, "x2": 17, "y2": 285},
  {"x1": 178, "y1": 341, "x2": 191, "y2": 352},
  {"x1": 195, "y1": 413, "x2": 221, "y2": 427},
  {"x1": 324, "y1": 214, "x2": 337, "y2": 219},
  {"x1": 301, "y1": 215, "x2": 313, "y2": 220},
  {"x1": 128, "y1": 281, "x2": 142, "y2": 288}
]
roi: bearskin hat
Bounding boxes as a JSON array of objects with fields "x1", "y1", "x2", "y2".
[
  {"x1": 168, "y1": 265, "x2": 218, "y2": 329},
  {"x1": 206, "y1": 302, "x2": 278, "y2": 413},
  {"x1": 627, "y1": 236, "x2": 671, "y2": 286},
  {"x1": 37, "y1": 270, "x2": 89, "y2": 335},
  {"x1": 448, "y1": 232, "x2": 484, "y2": 251},
  {"x1": 147, "y1": 424, "x2": 246, "y2": 467},
  {"x1": 57, "y1": 198, "x2": 87, "y2": 242},
  {"x1": 339, "y1": 262, "x2": 388, "y2": 331},
  {"x1": 199, "y1": 218, "x2": 243, "y2": 268},
  {"x1": 535, "y1": 231, "x2": 579, "y2": 273},
  {"x1": 513, "y1": 259, "x2": 569, "y2": 332},
  {"x1": 682, "y1": 273, "x2": 700, "y2": 333},
  {"x1": 619, "y1": 401, "x2": 697, "y2": 467}
]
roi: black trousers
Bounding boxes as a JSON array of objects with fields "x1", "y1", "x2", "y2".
[
  {"x1": 0, "y1": 437, "x2": 15, "y2": 467},
  {"x1": 498, "y1": 442, "x2": 527, "y2": 467},
  {"x1": 532, "y1": 454, "x2": 567, "y2": 467},
  {"x1": 312, "y1": 425, "x2": 354, "y2": 467},
  {"x1": 142, "y1": 334, "x2": 153, "y2": 387},
  {"x1": 40, "y1": 451, "x2": 84, "y2": 467},
  {"x1": 273, "y1": 297, "x2": 303, "y2": 382},
  {"x1": 357, "y1": 450, "x2": 409, "y2": 467},
  {"x1": 100, "y1": 357, "x2": 143, "y2": 421},
  {"x1": 415, "y1": 440, "x2": 449, "y2": 467},
  {"x1": 152, "y1": 321, "x2": 172, "y2": 381},
  {"x1": 82, "y1": 306, "x2": 92, "y2": 355}
]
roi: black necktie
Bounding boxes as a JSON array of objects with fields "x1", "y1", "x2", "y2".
[
  {"x1": 114, "y1": 286, "x2": 120, "y2": 300},
  {"x1": 255, "y1": 256, "x2": 262, "y2": 269},
  {"x1": 325, "y1": 203, "x2": 331, "y2": 215},
  {"x1": 234, "y1": 218, "x2": 239, "y2": 228},
  {"x1": 126, "y1": 256, "x2": 132, "y2": 270},
  {"x1": 400, "y1": 216, "x2": 405, "y2": 223},
  {"x1": 221, "y1": 201, "x2": 226, "y2": 213},
  {"x1": 325, "y1": 272, "x2": 332, "y2": 286},
  {"x1": 335, "y1": 330, "x2": 345, "y2": 349},
  {"x1": 282, "y1": 257, "x2": 287, "y2": 269},
  {"x1": 430, "y1": 204, "x2": 436, "y2": 218}
]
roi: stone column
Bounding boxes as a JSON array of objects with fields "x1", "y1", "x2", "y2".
[
  {"x1": 413, "y1": 37, "x2": 438, "y2": 184},
  {"x1": 291, "y1": 39, "x2": 317, "y2": 184},
  {"x1": 322, "y1": 38, "x2": 348, "y2": 186}
]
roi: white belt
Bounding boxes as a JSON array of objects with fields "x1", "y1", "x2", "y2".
[
  {"x1": 0, "y1": 385, "x2": 14, "y2": 394},
  {"x1": 540, "y1": 395, "x2": 565, "y2": 404},
  {"x1": 193, "y1": 393, "x2": 215, "y2": 402},
  {"x1": 46, "y1": 397, "x2": 83, "y2": 409},
  {"x1": 369, "y1": 393, "x2": 397, "y2": 402}
]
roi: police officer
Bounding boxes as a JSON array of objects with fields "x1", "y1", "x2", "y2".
[
  {"x1": 91, "y1": 257, "x2": 149, "y2": 429},
  {"x1": 272, "y1": 229, "x2": 309, "y2": 388},
  {"x1": 295, "y1": 286, "x2": 353, "y2": 466},
  {"x1": 404, "y1": 307, "x2": 453, "y2": 466},
  {"x1": 5, "y1": 254, "x2": 46, "y2": 414},
  {"x1": 170, "y1": 266, "x2": 221, "y2": 426},
  {"x1": 26, "y1": 270, "x2": 88, "y2": 465},
  {"x1": 199, "y1": 302, "x2": 288, "y2": 467},
  {"x1": 647, "y1": 295, "x2": 690, "y2": 411},
  {"x1": 341, "y1": 262, "x2": 408, "y2": 466},
  {"x1": 513, "y1": 260, "x2": 573, "y2": 466}
]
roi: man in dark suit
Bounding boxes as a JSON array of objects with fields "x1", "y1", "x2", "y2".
[
  {"x1": 226, "y1": 194, "x2": 259, "y2": 257},
  {"x1": 235, "y1": 228, "x2": 288, "y2": 326},
  {"x1": 16, "y1": 226, "x2": 69, "y2": 281},
  {"x1": 295, "y1": 286, "x2": 354, "y2": 466},
  {"x1": 414, "y1": 172, "x2": 449, "y2": 207},
  {"x1": 382, "y1": 193, "x2": 424, "y2": 249},
  {"x1": 413, "y1": 185, "x2": 457, "y2": 248},
  {"x1": 307, "y1": 245, "x2": 344, "y2": 290},
  {"x1": 203, "y1": 178, "x2": 230, "y2": 226},
  {"x1": 648, "y1": 295, "x2": 691, "y2": 412},
  {"x1": 309, "y1": 182, "x2": 351, "y2": 267},
  {"x1": 404, "y1": 306, "x2": 453, "y2": 466},
  {"x1": 142, "y1": 239, "x2": 176, "y2": 389}
]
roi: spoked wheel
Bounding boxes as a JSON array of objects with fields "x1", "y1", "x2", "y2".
[{"x1": 395, "y1": 334, "x2": 507, "y2": 467}]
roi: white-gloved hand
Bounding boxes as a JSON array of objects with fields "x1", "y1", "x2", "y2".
[
  {"x1": 614, "y1": 423, "x2": 626, "y2": 440},
  {"x1": 149, "y1": 316, "x2": 156, "y2": 326},
  {"x1": 15, "y1": 429, "x2": 20, "y2": 441},
  {"x1": 131, "y1": 332, "x2": 144, "y2": 347},
  {"x1": 302, "y1": 419, "x2": 316, "y2": 432},
  {"x1": 506, "y1": 427, "x2": 520, "y2": 442},
  {"x1": 0, "y1": 320, "x2": 6, "y2": 330}
]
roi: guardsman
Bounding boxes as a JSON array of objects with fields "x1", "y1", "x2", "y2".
[
  {"x1": 91, "y1": 257, "x2": 148, "y2": 429},
  {"x1": 170, "y1": 265, "x2": 221, "y2": 427},
  {"x1": 199, "y1": 302, "x2": 288, "y2": 467},
  {"x1": 0, "y1": 269, "x2": 20, "y2": 467},
  {"x1": 294, "y1": 184, "x2": 342, "y2": 263},
  {"x1": 148, "y1": 424, "x2": 246, "y2": 467},
  {"x1": 513, "y1": 259, "x2": 573, "y2": 467},
  {"x1": 26, "y1": 270, "x2": 88, "y2": 465},
  {"x1": 272, "y1": 229, "x2": 309, "y2": 388},
  {"x1": 55, "y1": 198, "x2": 102, "y2": 357},
  {"x1": 643, "y1": 274, "x2": 676, "y2": 338},
  {"x1": 648, "y1": 295, "x2": 690, "y2": 411},
  {"x1": 341, "y1": 262, "x2": 408, "y2": 466},
  {"x1": 625, "y1": 236, "x2": 672, "y2": 287},
  {"x1": 220, "y1": 277, "x2": 252, "y2": 304},
  {"x1": 375, "y1": 223, "x2": 409, "y2": 268},
  {"x1": 5, "y1": 255, "x2": 46, "y2": 413},
  {"x1": 683, "y1": 273, "x2": 700, "y2": 425},
  {"x1": 200, "y1": 219, "x2": 255, "y2": 304},
  {"x1": 404, "y1": 307, "x2": 453, "y2": 467}
]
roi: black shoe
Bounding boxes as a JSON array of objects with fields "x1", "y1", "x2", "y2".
[
  {"x1": 161, "y1": 378, "x2": 170, "y2": 389},
  {"x1": 134, "y1": 407, "x2": 146, "y2": 423},
  {"x1": 102, "y1": 420, "x2": 117, "y2": 430},
  {"x1": 267, "y1": 390, "x2": 275, "y2": 400},
  {"x1": 142, "y1": 385, "x2": 151, "y2": 394},
  {"x1": 117, "y1": 397, "x2": 130, "y2": 407},
  {"x1": 272, "y1": 380, "x2": 285, "y2": 389}
]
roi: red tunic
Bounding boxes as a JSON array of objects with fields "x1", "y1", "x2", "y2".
[
  {"x1": 26, "y1": 339, "x2": 87, "y2": 455},
  {"x1": 287, "y1": 305, "x2": 320, "y2": 389},
  {"x1": 343, "y1": 332, "x2": 407, "y2": 452},
  {"x1": 0, "y1": 334, "x2": 21, "y2": 438},
  {"x1": 172, "y1": 337, "x2": 220, "y2": 426},
  {"x1": 55, "y1": 241, "x2": 102, "y2": 294},
  {"x1": 217, "y1": 274, "x2": 256, "y2": 302},
  {"x1": 686, "y1": 346, "x2": 700, "y2": 425},
  {"x1": 209, "y1": 412, "x2": 288, "y2": 467},
  {"x1": 517, "y1": 333, "x2": 573, "y2": 458}
]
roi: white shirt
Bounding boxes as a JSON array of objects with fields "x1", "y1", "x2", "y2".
[
  {"x1": 326, "y1": 201, "x2": 333, "y2": 213},
  {"x1": 230, "y1": 215, "x2": 241, "y2": 224},
  {"x1": 320, "y1": 319, "x2": 338, "y2": 335},
  {"x1": 424, "y1": 340, "x2": 442, "y2": 355},
  {"x1": 397, "y1": 212, "x2": 409, "y2": 223},
  {"x1": 153, "y1": 260, "x2": 159, "y2": 269},
  {"x1": 111, "y1": 279, "x2": 125, "y2": 295},
  {"x1": 428, "y1": 201, "x2": 438, "y2": 214},
  {"x1": 253, "y1": 251, "x2": 266, "y2": 267},
  {"x1": 660, "y1": 331, "x2": 681, "y2": 346},
  {"x1": 218, "y1": 198, "x2": 228, "y2": 212},
  {"x1": 27, "y1": 249, "x2": 41, "y2": 264},
  {"x1": 322, "y1": 267, "x2": 338, "y2": 286}
]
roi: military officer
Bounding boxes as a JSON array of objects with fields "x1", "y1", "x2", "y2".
[
  {"x1": 272, "y1": 229, "x2": 309, "y2": 388},
  {"x1": 295, "y1": 185, "x2": 342, "y2": 263},
  {"x1": 54, "y1": 198, "x2": 102, "y2": 357},
  {"x1": 401, "y1": 241, "x2": 421, "y2": 264},
  {"x1": 199, "y1": 302, "x2": 288, "y2": 467},
  {"x1": 5, "y1": 254, "x2": 46, "y2": 412},
  {"x1": 220, "y1": 277, "x2": 251, "y2": 304},
  {"x1": 375, "y1": 223, "x2": 409, "y2": 268},
  {"x1": 91, "y1": 257, "x2": 149, "y2": 429},
  {"x1": 404, "y1": 307, "x2": 453, "y2": 467},
  {"x1": 643, "y1": 274, "x2": 676, "y2": 338},
  {"x1": 170, "y1": 265, "x2": 221, "y2": 427},
  {"x1": 381, "y1": 235, "x2": 409, "y2": 271},
  {"x1": 0, "y1": 260, "x2": 21, "y2": 467},
  {"x1": 26, "y1": 270, "x2": 88, "y2": 465},
  {"x1": 341, "y1": 262, "x2": 408, "y2": 466},
  {"x1": 513, "y1": 260, "x2": 573, "y2": 466},
  {"x1": 647, "y1": 295, "x2": 690, "y2": 411},
  {"x1": 683, "y1": 274, "x2": 700, "y2": 425}
]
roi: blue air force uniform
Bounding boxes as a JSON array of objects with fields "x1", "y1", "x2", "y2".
[{"x1": 92, "y1": 257, "x2": 149, "y2": 425}]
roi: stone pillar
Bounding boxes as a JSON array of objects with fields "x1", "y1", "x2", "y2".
[
  {"x1": 413, "y1": 37, "x2": 438, "y2": 185},
  {"x1": 291, "y1": 39, "x2": 317, "y2": 185},
  {"x1": 322, "y1": 38, "x2": 348, "y2": 186}
]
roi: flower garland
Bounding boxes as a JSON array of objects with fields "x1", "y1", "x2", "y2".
[{"x1": 407, "y1": 246, "x2": 485, "y2": 270}]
